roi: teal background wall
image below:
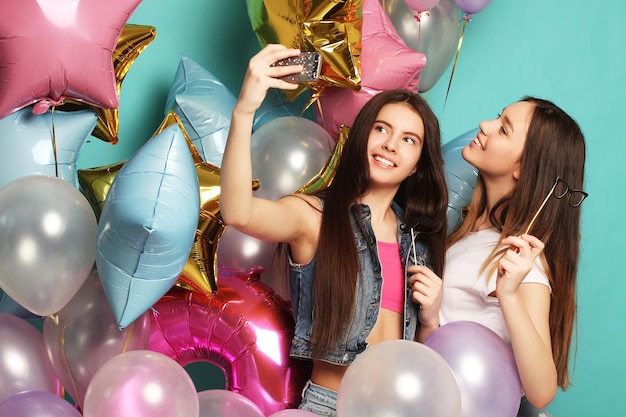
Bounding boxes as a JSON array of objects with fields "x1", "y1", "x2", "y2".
[{"x1": 76, "y1": 1, "x2": 624, "y2": 416}]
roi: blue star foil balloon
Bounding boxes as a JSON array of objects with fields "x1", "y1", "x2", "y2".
[
  {"x1": 0, "y1": 106, "x2": 97, "y2": 190},
  {"x1": 164, "y1": 56, "x2": 237, "y2": 167},
  {"x1": 164, "y1": 56, "x2": 308, "y2": 167},
  {"x1": 95, "y1": 124, "x2": 200, "y2": 328},
  {"x1": 443, "y1": 128, "x2": 479, "y2": 234}
]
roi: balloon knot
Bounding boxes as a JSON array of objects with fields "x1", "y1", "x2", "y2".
[
  {"x1": 413, "y1": 11, "x2": 430, "y2": 23},
  {"x1": 463, "y1": 14, "x2": 473, "y2": 22}
]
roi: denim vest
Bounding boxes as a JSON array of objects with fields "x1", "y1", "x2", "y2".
[{"x1": 288, "y1": 201, "x2": 431, "y2": 365}]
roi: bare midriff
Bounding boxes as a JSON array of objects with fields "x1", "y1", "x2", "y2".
[{"x1": 310, "y1": 308, "x2": 402, "y2": 391}]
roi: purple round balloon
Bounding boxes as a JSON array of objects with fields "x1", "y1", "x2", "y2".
[
  {"x1": 424, "y1": 321, "x2": 522, "y2": 417},
  {"x1": 0, "y1": 391, "x2": 82, "y2": 417}
]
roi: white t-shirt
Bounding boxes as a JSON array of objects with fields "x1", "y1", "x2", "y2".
[{"x1": 440, "y1": 228, "x2": 551, "y2": 345}]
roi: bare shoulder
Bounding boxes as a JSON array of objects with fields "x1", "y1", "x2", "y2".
[
  {"x1": 280, "y1": 194, "x2": 322, "y2": 263},
  {"x1": 282, "y1": 193, "x2": 323, "y2": 212}
]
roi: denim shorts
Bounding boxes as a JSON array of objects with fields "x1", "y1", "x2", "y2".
[{"x1": 298, "y1": 380, "x2": 338, "y2": 417}]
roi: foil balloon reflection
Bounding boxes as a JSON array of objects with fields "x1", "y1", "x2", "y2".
[
  {"x1": 0, "y1": 106, "x2": 97, "y2": 191},
  {"x1": 149, "y1": 267, "x2": 311, "y2": 416},
  {"x1": 95, "y1": 124, "x2": 200, "y2": 328},
  {"x1": 0, "y1": 0, "x2": 143, "y2": 117},
  {"x1": 43, "y1": 270, "x2": 152, "y2": 410},
  {"x1": 0, "y1": 313, "x2": 63, "y2": 403},
  {"x1": 59, "y1": 24, "x2": 157, "y2": 144}
]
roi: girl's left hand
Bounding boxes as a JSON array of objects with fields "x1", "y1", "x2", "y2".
[{"x1": 496, "y1": 234, "x2": 545, "y2": 298}]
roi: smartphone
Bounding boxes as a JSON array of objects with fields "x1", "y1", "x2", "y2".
[{"x1": 271, "y1": 51, "x2": 322, "y2": 84}]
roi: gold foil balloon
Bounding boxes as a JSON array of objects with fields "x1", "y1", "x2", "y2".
[
  {"x1": 179, "y1": 163, "x2": 261, "y2": 295},
  {"x1": 60, "y1": 24, "x2": 157, "y2": 144},
  {"x1": 246, "y1": 0, "x2": 365, "y2": 100},
  {"x1": 78, "y1": 161, "x2": 125, "y2": 219},
  {"x1": 297, "y1": 125, "x2": 348, "y2": 194}
]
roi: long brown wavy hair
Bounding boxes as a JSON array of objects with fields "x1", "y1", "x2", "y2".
[
  {"x1": 311, "y1": 89, "x2": 448, "y2": 357},
  {"x1": 448, "y1": 97, "x2": 586, "y2": 389}
]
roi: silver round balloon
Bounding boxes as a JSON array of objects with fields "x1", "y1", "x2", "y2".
[
  {"x1": 0, "y1": 175, "x2": 97, "y2": 316},
  {"x1": 250, "y1": 116, "x2": 334, "y2": 200},
  {"x1": 382, "y1": 0, "x2": 462, "y2": 92}
]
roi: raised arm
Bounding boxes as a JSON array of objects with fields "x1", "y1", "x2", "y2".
[
  {"x1": 497, "y1": 234, "x2": 557, "y2": 408},
  {"x1": 220, "y1": 44, "x2": 316, "y2": 245}
]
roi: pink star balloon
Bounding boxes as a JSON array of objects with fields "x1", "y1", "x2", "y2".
[
  {"x1": 314, "y1": 0, "x2": 427, "y2": 138},
  {"x1": 0, "y1": 0, "x2": 143, "y2": 118}
]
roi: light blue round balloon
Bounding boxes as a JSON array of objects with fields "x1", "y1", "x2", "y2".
[
  {"x1": 95, "y1": 124, "x2": 200, "y2": 328},
  {"x1": 443, "y1": 128, "x2": 479, "y2": 234},
  {"x1": 0, "y1": 106, "x2": 97, "y2": 190}
]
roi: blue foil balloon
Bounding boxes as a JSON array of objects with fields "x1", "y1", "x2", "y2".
[
  {"x1": 443, "y1": 128, "x2": 479, "y2": 234},
  {"x1": 164, "y1": 55, "x2": 237, "y2": 167},
  {"x1": 0, "y1": 106, "x2": 97, "y2": 190},
  {"x1": 95, "y1": 124, "x2": 200, "y2": 328}
]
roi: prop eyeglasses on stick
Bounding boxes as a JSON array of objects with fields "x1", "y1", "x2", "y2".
[{"x1": 524, "y1": 176, "x2": 588, "y2": 235}]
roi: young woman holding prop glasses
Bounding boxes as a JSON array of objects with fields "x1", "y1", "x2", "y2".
[{"x1": 415, "y1": 97, "x2": 587, "y2": 417}]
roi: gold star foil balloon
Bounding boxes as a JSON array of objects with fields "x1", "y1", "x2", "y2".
[
  {"x1": 78, "y1": 161, "x2": 125, "y2": 219},
  {"x1": 61, "y1": 24, "x2": 157, "y2": 144},
  {"x1": 77, "y1": 112, "x2": 195, "y2": 220},
  {"x1": 246, "y1": 0, "x2": 364, "y2": 101},
  {"x1": 155, "y1": 112, "x2": 261, "y2": 295},
  {"x1": 180, "y1": 162, "x2": 260, "y2": 295}
]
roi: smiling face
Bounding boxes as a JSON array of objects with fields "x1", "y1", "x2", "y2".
[
  {"x1": 366, "y1": 102, "x2": 425, "y2": 189},
  {"x1": 463, "y1": 100, "x2": 535, "y2": 184}
]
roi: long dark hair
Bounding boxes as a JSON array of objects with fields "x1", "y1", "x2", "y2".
[
  {"x1": 311, "y1": 89, "x2": 448, "y2": 356},
  {"x1": 449, "y1": 97, "x2": 586, "y2": 389}
]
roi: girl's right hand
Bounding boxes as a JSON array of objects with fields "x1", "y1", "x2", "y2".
[{"x1": 235, "y1": 44, "x2": 304, "y2": 115}]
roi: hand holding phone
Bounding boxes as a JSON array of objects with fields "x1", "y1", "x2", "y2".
[{"x1": 271, "y1": 51, "x2": 322, "y2": 84}]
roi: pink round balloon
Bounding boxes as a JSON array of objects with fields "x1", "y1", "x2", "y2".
[
  {"x1": 0, "y1": 391, "x2": 82, "y2": 417},
  {"x1": 43, "y1": 269, "x2": 152, "y2": 410},
  {"x1": 0, "y1": 313, "x2": 62, "y2": 403},
  {"x1": 424, "y1": 321, "x2": 522, "y2": 417},
  {"x1": 405, "y1": 0, "x2": 440, "y2": 12},
  {"x1": 269, "y1": 410, "x2": 319, "y2": 417},
  {"x1": 454, "y1": 0, "x2": 493, "y2": 14},
  {"x1": 0, "y1": 0, "x2": 142, "y2": 117},
  {"x1": 315, "y1": 0, "x2": 426, "y2": 138},
  {"x1": 148, "y1": 267, "x2": 311, "y2": 416},
  {"x1": 82, "y1": 350, "x2": 199, "y2": 417}
]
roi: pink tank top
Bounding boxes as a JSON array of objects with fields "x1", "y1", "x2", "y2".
[{"x1": 378, "y1": 241, "x2": 404, "y2": 314}]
